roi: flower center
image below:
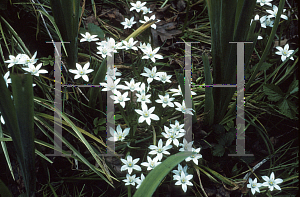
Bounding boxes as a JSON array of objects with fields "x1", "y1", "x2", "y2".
[
  {"x1": 182, "y1": 178, "x2": 186, "y2": 183},
  {"x1": 269, "y1": 180, "x2": 274, "y2": 186},
  {"x1": 163, "y1": 98, "x2": 168, "y2": 103},
  {"x1": 252, "y1": 183, "x2": 257, "y2": 187},
  {"x1": 128, "y1": 162, "x2": 132, "y2": 167},
  {"x1": 283, "y1": 50, "x2": 287, "y2": 55},
  {"x1": 80, "y1": 71, "x2": 84, "y2": 75},
  {"x1": 144, "y1": 112, "x2": 149, "y2": 117},
  {"x1": 118, "y1": 96, "x2": 123, "y2": 101}
]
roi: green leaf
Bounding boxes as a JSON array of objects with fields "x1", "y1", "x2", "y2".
[
  {"x1": 88, "y1": 23, "x2": 104, "y2": 39},
  {"x1": 203, "y1": 53, "x2": 214, "y2": 126},
  {"x1": 133, "y1": 151, "x2": 194, "y2": 197},
  {"x1": 251, "y1": 62, "x2": 273, "y2": 72},
  {"x1": 213, "y1": 144, "x2": 225, "y2": 157},
  {"x1": 278, "y1": 99, "x2": 297, "y2": 119},
  {"x1": 0, "y1": 178, "x2": 12, "y2": 197},
  {"x1": 288, "y1": 80, "x2": 298, "y2": 95},
  {"x1": 263, "y1": 84, "x2": 284, "y2": 102}
]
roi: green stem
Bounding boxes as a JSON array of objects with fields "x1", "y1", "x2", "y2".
[
  {"x1": 88, "y1": 42, "x2": 91, "y2": 62},
  {"x1": 128, "y1": 185, "x2": 131, "y2": 197}
]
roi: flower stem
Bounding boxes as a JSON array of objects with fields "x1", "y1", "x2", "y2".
[
  {"x1": 88, "y1": 42, "x2": 91, "y2": 62},
  {"x1": 128, "y1": 185, "x2": 131, "y2": 197}
]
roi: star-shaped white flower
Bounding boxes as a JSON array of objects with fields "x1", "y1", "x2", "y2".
[
  {"x1": 260, "y1": 16, "x2": 274, "y2": 28},
  {"x1": 120, "y1": 155, "x2": 141, "y2": 175},
  {"x1": 97, "y1": 45, "x2": 113, "y2": 58},
  {"x1": 100, "y1": 78, "x2": 124, "y2": 93},
  {"x1": 110, "y1": 90, "x2": 130, "y2": 108},
  {"x1": 141, "y1": 45, "x2": 163, "y2": 63},
  {"x1": 174, "y1": 100, "x2": 195, "y2": 115},
  {"x1": 136, "y1": 173, "x2": 145, "y2": 189},
  {"x1": 266, "y1": 5, "x2": 288, "y2": 20},
  {"x1": 141, "y1": 7, "x2": 152, "y2": 14},
  {"x1": 3, "y1": 71, "x2": 11, "y2": 87},
  {"x1": 256, "y1": 0, "x2": 273, "y2": 7},
  {"x1": 148, "y1": 139, "x2": 172, "y2": 161},
  {"x1": 154, "y1": 72, "x2": 172, "y2": 83},
  {"x1": 275, "y1": 44, "x2": 294, "y2": 62},
  {"x1": 247, "y1": 178, "x2": 262, "y2": 195},
  {"x1": 108, "y1": 124, "x2": 130, "y2": 142},
  {"x1": 122, "y1": 37, "x2": 138, "y2": 50},
  {"x1": 80, "y1": 32, "x2": 99, "y2": 42},
  {"x1": 173, "y1": 171, "x2": 193, "y2": 193},
  {"x1": 155, "y1": 93, "x2": 174, "y2": 108},
  {"x1": 139, "y1": 15, "x2": 160, "y2": 29},
  {"x1": 123, "y1": 174, "x2": 138, "y2": 186},
  {"x1": 169, "y1": 85, "x2": 197, "y2": 97},
  {"x1": 130, "y1": 1, "x2": 147, "y2": 13},
  {"x1": 261, "y1": 172, "x2": 283, "y2": 191},
  {"x1": 179, "y1": 138, "x2": 194, "y2": 152},
  {"x1": 105, "y1": 67, "x2": 122, "y2": 81},
  {"x1": 170, "y1": 120, "x2": 186, "y2": 133},
  {"x1": 123, "y1": 78, "x2": 141, "y2": 92},
  {"x1": 135, "y1": 103, "x2": 159, "y2": 125},
  {"x1": 106, "y1": 37, "x2": 123, "y2": 53},
  {"x1": 135, "y1": 90, "x2": 152, "y2": 104},
  {"x1": 140, "y1": 66, "x2": 158, "y2": 84},
  {"x1": 18, "y1": 52, "x2": 38, "y2": 66},
  {"x1": 69, "y1": 62, "x2": 93, "y2": 82},
  {"x1": 22, "y1": 63, "x2": 48, "y2": 76},
  {"x1": 172, "y1": 164, "x2": 189, "y2": 179},
  {"x1": 121, "y1": 17, "x2": 137, "y2": 29},
  {"x1": 141, "y1": 156, "x2": 161, "y2": 170},
  {"x1": 185, "y1": 147, "x2": 202, "y2": 165},
  {"x1": 4, "y1": 54, "x2": 22, "y2": 68},
  {"x1": 161, "y1": 126, "x2": 185, "y2": 147}
]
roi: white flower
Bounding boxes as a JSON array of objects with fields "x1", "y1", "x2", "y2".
[
  {"x1": 120, "y1": 155, "x2": 141, "y2": 175},
  {"x1": 161, "y1": 126, "x2": 185, "y2": 147},
  {"x1": 275, "y1": 44, "x2": 294, "y2": 62},
  {"x1": 148, "y1": 139, "x2": 172, "y2": 161},
  {"x1": 122, "y1": 37, "x2": 138, "y2": 50},
  {"x1": 106, "y1": 37, "x2": 123, "y2": 53},
  {"x1": 4, "y1": 54, "x2": 22, "y2": 68},
  {"x1": 18, "y1": 52, "x2": 38, "y2": 66},
  {"x1": 138, "y1": 82, "x2": 150, "y2": 93},
  {"x1": 105, "y1": 67, "x2": 122, "y2": 81},
  {"x1": 266, "y1": 5, "x2": 288, "y2": 20},
  {"x1": 247, "y1": 178, "x2": 262, "y2": 195},
  {"x1": 179, "y1": 138, "x2": 194, "y2": 152},
  {"x1": 130, "y1": 1, "x2": 147, "y2": 13},
  {"x1": 22, "y1": 63, "x2": 48, "y2": 77},
  {"x1": 108, "y1": 125, "x2": 130, "y2": 142},
  {"x1": 141, "y1": 7, "x2": 152, "y2": 14},
  {"x1": 110, "y1": 90, "x2": 130, "y2": 108},
  {"x1": 154, "y1": 72, "x2": 172, "y2": 83},
  {"x1": 97, "y1": 44, "x2": 113, "y2": 58},
  {"x1": 80, "y1": 32, "x2": 99, "y2": 42},
  {"x1": 3, "y1": 71, "x2": 11, "y2": 87},
  {"x1": 254, "y1": 14, "x2": 260, "y2": 21},
  {"x1": 173, "y1": 171, "x2": 193, "y2": 193},
  {"x1": 140, "y1": 66, "x2": 158, "y2": 84},
  {"x1": 136, "y1": 173, "x2": 145, "y2": 189},
  {"x1": 170, "y1": 120, "x2": 186, "y2": 133},
  {"x1": 261, "y1": 172, "x2": 283, "y2": 191},
  {"x1": 172, "y1": 164, "x2": 189, "y2": 178},
  {"x1": 185, "y1": 148, "x2": 202, "y2": 165},
  {"x1": 169, "y1": 85, "x2": 196, "y2": 97},
  {"x1": 260, "y1": 16, "x2": 274, "y2": 28},
  {"x1": 135, "y1": 103, "x2": 159, "y2": 125},
  {"x1": 121, "y1": 17, "x2": 136, "y2": 29},
  {"x1": 139, "y1": 15, "x2": 160, "y2": 29},
  {"x1": 257, "y1": 35, "x2": 263, "y2": 40},
  {"x1": 141, "y1": 45, "x2": 163, "y2": 63},
  {"x1": 123, "y1": 78, "x2": 141, "y2": 92},
  {"x1": 123, "y1": 174, "x2": 138, "y2": 186},
  {"x1": 138, "y1": 42, "x2": 149, "y2": 51},
  {"x1": 136, "y1": 90, "x2": 151, "y2": 104},
  {"x1": 69, "y1": 62, "x2": 93, "y2": 82},
  {"x1": 174, "y1": 100, "x2": 195, "y2": 115},
  {"x1": 155, "y1": 93, "x2": 175, "y2": 108},
  {"x1": 141, "y1": 156, "x2": 161, "y2": 170},
  {"x1": 256, "y1": 0, "x2": 273, "y2": 7},
  {"x1": 100, "y1": 78, "x2": 124, "y2": 93}
]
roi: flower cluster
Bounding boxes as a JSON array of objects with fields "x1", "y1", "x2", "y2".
[
  {"x1": 252, "y1": 1, "x2": 294, "y2": 62},
  {"x1": 247, "y1": 172, "x2": 283, "y2": 195}
]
